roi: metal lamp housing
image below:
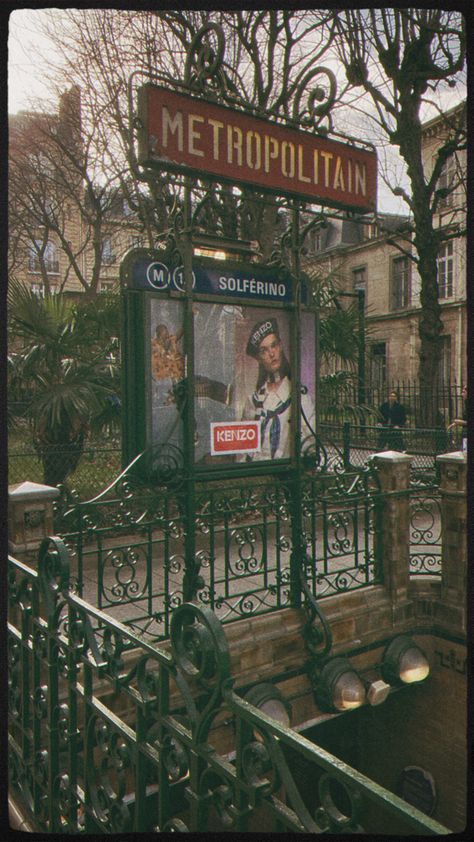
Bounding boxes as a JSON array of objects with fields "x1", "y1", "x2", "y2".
[
  {"x1": 243, "y1": 682, "x2": 292, "y2": 728},
  {"x1": 315, "y1": 657, "x2": 366, "y2": 713},
  {"x1": 382, "y1": 636, "x2": 430, "y2": 686}
]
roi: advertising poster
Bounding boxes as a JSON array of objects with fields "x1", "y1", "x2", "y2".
[
  {"x1": 149, "y1": 298, "x2": 185, "y2": 453},
  {"x1": 148, "y1": 299, "x2": 316, "y2": 465}
]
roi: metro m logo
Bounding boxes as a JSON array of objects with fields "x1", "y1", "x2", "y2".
[{"x1": 146, "y1": 261, "x2": 170, "y2": 290}]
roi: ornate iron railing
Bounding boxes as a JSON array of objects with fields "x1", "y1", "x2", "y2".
[
  {"x1": 52, "y1": 446, "x2": 383, "y2": 640},
  {"x1": 408, "y1": 487, "x2": 442, "y2": 578},
  {"x1": 8, "y1": 539, "x2": 449, "y2": 834}
]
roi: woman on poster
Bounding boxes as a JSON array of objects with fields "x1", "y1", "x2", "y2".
[{"x1": 240, "y1": 317, "x2": 315, "y2": 460}]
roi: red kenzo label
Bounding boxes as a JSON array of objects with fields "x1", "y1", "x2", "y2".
[{"x1": 210, "y1": 421, "x2": 260, "y2": 455}]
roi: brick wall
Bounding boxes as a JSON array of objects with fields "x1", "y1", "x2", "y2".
[{"x1": 355, "y1": 635, "x2": 467, "y2": 832}]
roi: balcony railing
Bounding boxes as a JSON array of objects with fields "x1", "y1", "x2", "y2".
[{"x1": 28, "y1": 258, "x2": 60, "y2": 274}]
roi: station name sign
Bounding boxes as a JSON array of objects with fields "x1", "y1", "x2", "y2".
[
  {"x1": 137, "y1": 85, "x2": 377, "y2": 213},
  {"x1": 126, "y1": 250, "x2": 307, "y2": 303}
]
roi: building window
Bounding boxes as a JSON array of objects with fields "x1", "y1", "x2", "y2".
[
  {"x1": 437, "y1": 336, "x2": 451, "y2": 388},
  {"x1": 31, "y1": 281, "x2": 45, "y2": 297},
  {"x1": 28, "y1": 240, "x2": 59, "y2": 274},
  {"x1": 390, "y1": 256, "x2": 411, "y2": 310},
  {"x1": 369, "y1": 342, "x2": 386, "y2": 390},
  {"x1": 437, "y1": 242, "x2": 453, "y2": 299},
  {"x1": 352, "y1": 265, "x2": 367, "y2": 294},
  {"x1": 101, "y1": 238, "x2": 116, "y2": 265},
  {"x1": 129, "y1": 235, "x2": 142, "y2": 249},
  {"x1": 436, "y1": 154, "x2": 455, "y2": 209},
  {"x1": 365, "y1": 222, "x2": 379, "y2": 239},
  {"x1": 305, "y1": 226, "x2": 324, "y2": 254}
]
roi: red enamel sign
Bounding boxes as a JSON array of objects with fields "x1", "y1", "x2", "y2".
[{"x1": 137, "y1": 85, "x2": 377, "y2": 213}]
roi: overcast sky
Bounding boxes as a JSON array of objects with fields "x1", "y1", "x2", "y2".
[{"x1": 8, "y1": 9, "x2": 58, "y2": 113}]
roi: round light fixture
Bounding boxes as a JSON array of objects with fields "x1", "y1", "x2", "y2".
[
  {"x1": 382, "y1": 635, "x2": 430, "y2": 685},
  {"x1": 315, "y1": 657, "x2": 366, "y2": 713},
  {"x1": 243, "y1": 683, "x2": 291, "y2": 729}
]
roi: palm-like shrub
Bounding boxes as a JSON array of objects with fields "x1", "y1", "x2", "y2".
[{"x1": 8, "y1": 279, "x2": 120, "y2": 486}]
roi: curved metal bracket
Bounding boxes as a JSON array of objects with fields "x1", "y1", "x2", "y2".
[
  {"x1": 292, "y1": 66, "x2": 337, "y2": 135},
  {"x1": 184, "y1": 23, "x2": 228, "y2": 98},
  {"x1": 299, "y1": 559, "x2": 333, "y2": 662}
]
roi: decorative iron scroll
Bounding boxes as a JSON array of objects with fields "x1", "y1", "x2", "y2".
[
  {"x1": 409, "y1": 489, "x2": 442, "y2": 576},
  {"x1": 299, "y1": 558, "x2": 333, "y2": 660},
  {"x1": 183, "y1": 22, "x2": 338, "y2": 135},
  {"x1": 184, "y1": 23, "x2": 228, "y2": 97},
  {"x1": 292, "y1": 66, "x2": 337, "y2": 134}
]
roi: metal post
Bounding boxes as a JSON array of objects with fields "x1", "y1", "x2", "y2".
[
  {"x1": 290, "y1": 202, "x2": 303, "y2": 609},
  {"x1": 182, "y1": 179, "x2": 197, "y2": 602},
  {"x1": 343, "y1": 421, "x2": 351, "y2": 469},
  {"x1": 357, "y1": 288, "x2": 366, "y2": 407}
]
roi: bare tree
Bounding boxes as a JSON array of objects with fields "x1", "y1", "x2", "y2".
[
  {"x1": 9, "y1": 85, "x2": 135, "y2": 299},
  {"x1": 331, "y1": 8, "x2": 466, "y2": 418},
  {"x1": 30, "y1": 10, "x2": 336, "y2": 260}
]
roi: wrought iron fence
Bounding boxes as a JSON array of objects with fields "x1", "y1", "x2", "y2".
[
  {"x1": 54, "y1": 450, "x2": 383, "y2": 640},
  {"x1": 8, "y1": 540, "x2": 449, "y2": 835},
  {"x1": 8, "y1": 444, "x2": 122, "y2": 499},
  {"x1": 408, "y1": 488, "x2": 442, "y2": 577},
  {"x1": 319, "y1": 381, "x2": 464, "y2": 429},
  {"x1": 319, "y1": 422, "x2": 456, "y2": 482}
]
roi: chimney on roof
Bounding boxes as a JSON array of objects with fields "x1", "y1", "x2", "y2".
[{"x1": 58, "y1": 85, "x2": 81, "y2": 151}]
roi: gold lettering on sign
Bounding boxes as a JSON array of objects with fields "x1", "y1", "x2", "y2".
[
  {"x1": 313, "y1": 150, "x2": 319, "y2": 184},
  {"x1": 246, "y1": 131, "x2": 261, "y2": 170},
  {"x1": 227, "y1": 125, "x2": 243, "y2": 166},
  {"x1": 298, "y1": 145, "x2": 311, "y2": 183},
  {"x1": 281, "y1": 141, "x2": 295, "y2": 178},
  {"x1": 321, "y1": 151, "x2": 333, "y2": 187},
  {"x1": 162, "y1": 107, "x2": 183, "y2": 151},
  {"x1": 333, "y1": 156, "x2": 345, "y2": 191},
  {"x1": 188, "y1": 114, "x2": 205, "y2": 157},
  {"x1": 208, "y1": 118, "x2": 224, "y2": 160},
  {"x1": 355, "y1": 162, "x2": 366, "y2": 196},
  {"x1": 264, "y1": 136, "x2": 279, "y2": 173}
]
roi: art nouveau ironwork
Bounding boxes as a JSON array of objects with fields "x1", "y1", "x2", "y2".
[{"x1": 7, "y1": 540, "x2": 449, "y2": 834}]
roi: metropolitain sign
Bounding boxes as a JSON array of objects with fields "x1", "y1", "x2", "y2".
[{"x1": 137, "y1": 85, "x2": 377, "y2": 213}]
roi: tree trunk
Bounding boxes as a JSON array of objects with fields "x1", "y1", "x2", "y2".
[{"x1": 397, "y1": 106, "x2": 443, "y2": 426}]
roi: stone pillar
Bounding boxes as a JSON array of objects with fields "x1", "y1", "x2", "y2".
[
  {"x1": 373, "y1": 451, "x2": 413, "y2": 611},
  {"x1": 8, "y1": 480, "x2": 59, "y2": 560},
  {"x1": 436, "y1": 451, "x2": 467, "y2": 622}
]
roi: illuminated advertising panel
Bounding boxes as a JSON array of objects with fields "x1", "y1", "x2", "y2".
[
  {"x1": 145, "y1": 299, "x2": 315, "y2": 465},
  {"x1": 123, "y1": 250, "x2": 316, "y2": 467},
  {"x1": 137, "y1": 85, "x2": 377, "y2": 213}
]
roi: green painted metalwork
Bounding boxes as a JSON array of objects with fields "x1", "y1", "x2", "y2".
[
  {"x1": 112, "y1": 22, "x2": 382, "y2": 641},
  {"x1": 55, "y1": 449, "x2": 383, "y2": 640},
  {"x1": 8, "y1": 539, "x2": 450, "y2": 834}
]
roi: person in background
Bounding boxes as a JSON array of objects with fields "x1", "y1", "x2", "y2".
[
  {"x1": 240, "y1": 317, "x2": 315, "y2": 460},
  {"x1": 377, "y1": 390, "x2": 407, "y2": 451},
  {"x1": 448, "y1": 385, "x2": 467, "y2": 451}
]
